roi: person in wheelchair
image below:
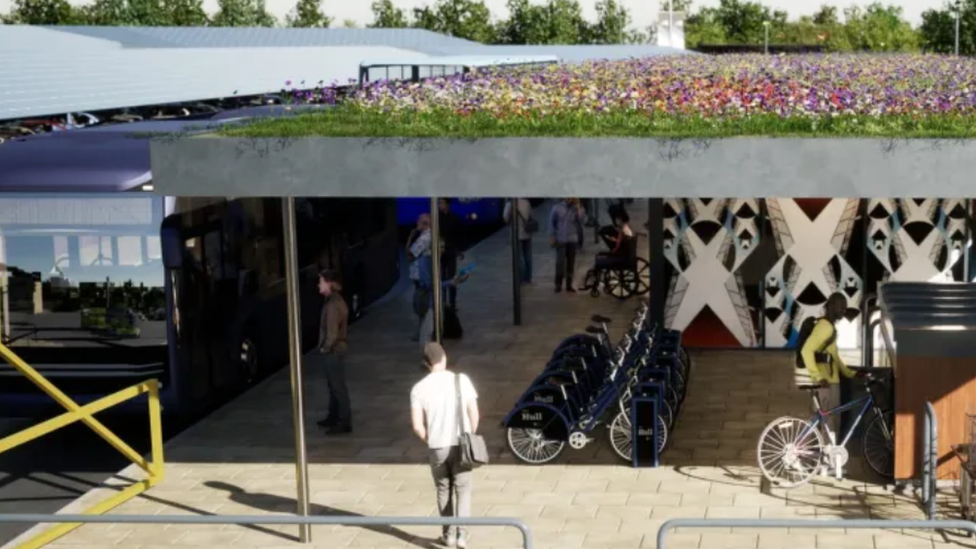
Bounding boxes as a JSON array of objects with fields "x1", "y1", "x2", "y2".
[{"x1": 595, "y1": 204, "x2": 636, "y2": 271}]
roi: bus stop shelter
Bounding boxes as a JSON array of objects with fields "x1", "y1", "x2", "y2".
[{"x1": 149, "y1": 135, "x2": 976, "y2": 541}]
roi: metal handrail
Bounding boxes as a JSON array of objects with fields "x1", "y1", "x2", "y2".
[
  {"x1": 0, "y1": 514, "x2": 534, "y2": 549},
  {"x1": 657, "y1": 519, "x2": 974, "y2": 548},
  {"x1": 923, "y1": 401, "x2": 939, "y2": 519},
  {"x1": 876, "y1": 295, "x2": 897, "y2": 368},
  {"x1": 861, "y1": 294, "x2": 878, "y2": 367}
]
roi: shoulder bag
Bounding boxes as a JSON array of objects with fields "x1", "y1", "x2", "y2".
[{"x1": 455, "y1": 373, "x2": 489, "y2": 469}]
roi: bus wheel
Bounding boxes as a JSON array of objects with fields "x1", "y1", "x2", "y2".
[{"x1": 240, "y1": 338, "x2": 259, "y2": 383}]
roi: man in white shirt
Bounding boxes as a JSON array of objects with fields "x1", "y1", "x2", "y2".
[{"x1": 410, "y1": 342, "x2": 480, "y2": 549}]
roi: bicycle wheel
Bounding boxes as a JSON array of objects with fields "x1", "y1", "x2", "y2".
[
  {"x1": 609, "y1": 410, "x2": 669, "y2": 461},
  {"x1": 609, "y1": 410, "x2": 633, "y2": 462},
  {"x1": 661, "y1": 399, "x2": 674, "y2": 429},
  {"x1": 757, "y1": 416, "x2": 824, "y2": 489},
  {"x1": 862, "y1": 410, "x2": 895, "y2": 479},
  {"x1": 507, "y1": 428, "x2": 566, "y2": 465},
  {"x1": 657, "y1": 415, "x2": 669, "y2": 452}
]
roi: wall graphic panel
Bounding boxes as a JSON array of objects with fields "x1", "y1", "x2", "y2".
[
  {"x1": 663, "y1": 198, "x2": 762, "y2": 347},
  {"x1": 763, "y1": 199, "x2": 863, "y2": 349},
  {"x1": 866, "y1": 198, "x2": 968, "y2": 285},
  {"x1": 663, "y1": 198, "x2": 973, "y2": 349}
]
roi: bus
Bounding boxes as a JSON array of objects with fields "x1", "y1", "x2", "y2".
[{"x1": 0, "y1": 118, "x2": 400, "y2": 419}]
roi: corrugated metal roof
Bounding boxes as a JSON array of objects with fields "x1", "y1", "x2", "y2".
[
  {"x1": 360, "y1": 54, "x2": 559, "y2": 68},
  {"x1": 0, "y1": 46, "x2": 421, "y2": 120},
  {"x1": 0, "y1": 25, "x2": 123, "y2": 51},
  {"x1": 451, "y1": 44, "x2": 696, "y2": 61},
  {"x1": 45, "y1": 26, "x2": 476, "y2": 53}
]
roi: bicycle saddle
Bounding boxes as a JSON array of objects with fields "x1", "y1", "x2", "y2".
[{"x1": 591, "y1": 314, "x2": 613, "y2": 324}]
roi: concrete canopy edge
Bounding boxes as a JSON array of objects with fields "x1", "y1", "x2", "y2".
[{"x1": 149, "y1": 136, "x2": 976, "y2": 198}]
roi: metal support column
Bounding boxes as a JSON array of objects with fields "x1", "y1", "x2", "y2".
[
  {"x1": 511, "y1": 199, "x2": 522, "y2": 326},
  {"x1": 647, "y1": 199, "x2": 666, "y2": 327},
  {"x1": 430, "y1": 197, "x2": 443, "y2": 343},
  {"x1": 281, "y1": 197, "x2": 311, "y2": 543}
]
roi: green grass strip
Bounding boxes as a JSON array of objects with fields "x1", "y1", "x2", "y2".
[{"x1": 218, "y1": 106, "x2": 976, "y2": 139}]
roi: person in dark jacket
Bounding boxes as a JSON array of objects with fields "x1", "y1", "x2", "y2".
[
  {"x1": 315, "y1": 269, "x2": 351, "y2": 435},
  {"x1": 438, "y1": 199, "x2": 464, "y2": 310}
]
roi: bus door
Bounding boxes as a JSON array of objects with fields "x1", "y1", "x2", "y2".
[{"x1": 179, "y1": 221, "x2": 232, "y2": 402}]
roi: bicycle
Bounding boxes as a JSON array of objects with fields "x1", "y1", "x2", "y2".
[{"x1": 757, "y1": 371, "x2": 894, "y2": 489}]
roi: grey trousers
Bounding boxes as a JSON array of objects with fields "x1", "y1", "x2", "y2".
[
  {"x1": 430, "y1": 446, "x2": 472, "y2": 539},
  {"x1": 554, "y1": 242, "x2": 577, "y2": 289}
]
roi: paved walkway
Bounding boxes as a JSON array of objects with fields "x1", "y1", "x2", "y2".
[{"x1": 21, "y1": 201, "x2": 963, "y2": 549}]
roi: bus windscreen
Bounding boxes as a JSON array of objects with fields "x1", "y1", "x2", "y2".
[{"x1": 0, "y1": 193, "x2": 167, "y2": 348}]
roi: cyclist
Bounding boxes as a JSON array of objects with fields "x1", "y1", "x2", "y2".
[{"x1": 799, "y1": 292, "x2": 860, "y2": 436}]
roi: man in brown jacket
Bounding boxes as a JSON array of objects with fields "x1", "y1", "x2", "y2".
[{"x1": 315, "y1": 269, "x2": 351, "y2": 435}]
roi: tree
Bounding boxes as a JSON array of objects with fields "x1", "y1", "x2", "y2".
[
  {"x1": 843, "y1": 3, "x2": 918, "y2": 52},
  {"x1": 589, "y1": 0, "x2": 634, "y2": 44},
  {"x1": 341, "y1": 18, "x2": 357, "y2": 27},
  {"x1": 251, "y1": 0, "x2": 277, "y2": 26},
  {"x1": 286, "y1": 0, "x2": 331, "y2": 27},
  {"x1": 3, "y1": 0, "x2": 85, "y2": 23},
  {"x1": 496, "y1": 0, "x2": 590, "y2": 45},
  {"x1": 82, "y1": 0, "x2": 171, "y2": 25},
  {"x1": 920, "y1": 0, "x2": 975, "y2": 55},
  {"x1": 659, "y1": 0, "x2": 692, "y2": 14},
  {"x1": 684, "y1": 7, "x2": 728, "y2": 47},
  {"x1": 212, "y1": 0, "x2": 276, "y2": 26},
  {"x1": 369, "y1": 0, "x2": 408, "y2": 28},
  {"x1": 412, "y1": 0, "x2": 496, "y2": 43},
  {"x1": 162, "y1": 0, "x2": 208, "y2": 25}
]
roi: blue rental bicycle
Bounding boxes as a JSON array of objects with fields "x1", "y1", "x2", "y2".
[{"x1": 757, "y1": 371, "x2": 894, "y2": 489}]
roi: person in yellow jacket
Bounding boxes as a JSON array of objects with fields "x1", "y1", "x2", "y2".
[{"x1": 800, "y1": 292, "x2": 861, "y2": 436}]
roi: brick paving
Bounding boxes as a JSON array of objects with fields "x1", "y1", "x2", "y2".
[{"x1": 16, "y1": 201, "x2": 966, "y2": 549}]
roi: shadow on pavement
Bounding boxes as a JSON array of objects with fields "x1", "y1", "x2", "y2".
[{"x1": 204, "y1": 480, "x2": 439, "y2": 548}]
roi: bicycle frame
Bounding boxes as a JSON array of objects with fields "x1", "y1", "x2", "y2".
[{"x1": 806, "y1": 393, "x2": 877, "y2": 448}]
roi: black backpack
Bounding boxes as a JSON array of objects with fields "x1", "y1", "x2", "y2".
[{"x1": 794, "y1": 316, "x2": 835, "y2": 369}]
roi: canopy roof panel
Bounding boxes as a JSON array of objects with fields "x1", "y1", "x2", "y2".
[
  {"x1": 0, "y1": 46, "x2": 418, "y2": 120},
  {"x1": 43, "y1": 26, "x2": 479, "y2": 52},
  {"x1": 359, "y1": 54, "x2": 559, "y2": 69}
]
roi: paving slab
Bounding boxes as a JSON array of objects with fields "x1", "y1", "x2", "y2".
[{"x1": 20, "y1": 201, "x2": 941, "y2": 549}]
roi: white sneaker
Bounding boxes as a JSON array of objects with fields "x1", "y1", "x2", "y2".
[
  {"x1": 457, "y1": 535, "x2": 468, "y2": 549},
  {"x1": 440, "y1": 534, "x2": 456, "y2": 548}
]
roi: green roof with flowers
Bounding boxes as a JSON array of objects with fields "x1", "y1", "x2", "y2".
[{"x1": 221, "y1": 54, "x2": 976, "y2": 138}]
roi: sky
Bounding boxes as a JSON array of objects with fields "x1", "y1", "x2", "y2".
[{"x1": 0, "y1": 0, "x2": 945, "y2": 29}]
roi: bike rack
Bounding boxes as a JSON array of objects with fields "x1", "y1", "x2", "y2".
[
  {"x1": 657, "y1": 518, "x2": 974, "y2": 548},
  {"x1": 923, "y1": 401, "x2": 939, "y2": 520},
  {"x1": 0, "y1": 514, "x2": 534, "y2": 549}
]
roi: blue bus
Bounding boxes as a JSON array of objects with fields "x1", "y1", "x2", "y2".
[{"x1": 0, "y1": 114, "x2": 399, "y2": 419}]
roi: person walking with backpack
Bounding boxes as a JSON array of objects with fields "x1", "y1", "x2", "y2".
[
  {"x1": 796, "y1": 292, "x2": 862, "y2": 435},
  {"x1": 503, "y1": 198, "x2": 536, "y2": 284},
  {"x1": 411, "y1": 342, "x2": 480, "y2": 549}
]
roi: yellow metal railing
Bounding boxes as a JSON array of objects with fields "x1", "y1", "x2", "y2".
[{"x1": 0, "y1": 342, "x2": 164, "y2": 549}]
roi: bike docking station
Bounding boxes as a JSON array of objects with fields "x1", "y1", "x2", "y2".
[
  {"x1": 500, "y1": 301, "x2": 690, "y2": 468},
  {"x1": 632, "y1": 380, "x2": 665, "y2": 468}
]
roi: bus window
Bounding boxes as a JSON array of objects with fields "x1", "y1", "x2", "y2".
[{"x1": 0, "y1": 194, "x2": 167, "y2": 347}]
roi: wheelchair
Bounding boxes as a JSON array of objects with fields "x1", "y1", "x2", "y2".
[{"x1": 581, "y1": 225, "x2": 650, "y2": 300}]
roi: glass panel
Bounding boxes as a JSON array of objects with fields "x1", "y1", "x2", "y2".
[{"x1": 0, "y1": 194, "x2": 166, "y2": 348}]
